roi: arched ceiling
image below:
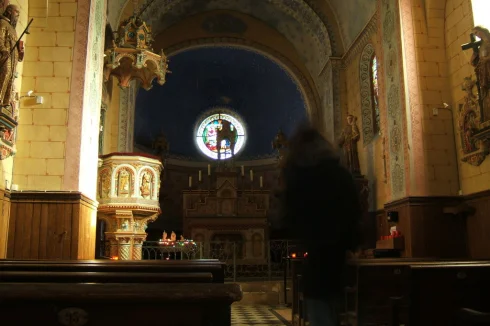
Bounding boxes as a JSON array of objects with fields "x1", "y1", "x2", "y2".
[
  {"x1": 133, "y1": 46, "x2": 307, "y2": 159},
  {"x1": 108, "y1": 0, "x2": 376, "y2": 60}
]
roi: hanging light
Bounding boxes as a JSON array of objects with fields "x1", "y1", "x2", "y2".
[{"x1": 103, "y1": 0, "x2": 170, "y2": 90}]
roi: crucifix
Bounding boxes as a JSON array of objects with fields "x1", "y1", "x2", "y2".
[{"x1": 461, "y1": 29, "x2": 486, "y2": 121}]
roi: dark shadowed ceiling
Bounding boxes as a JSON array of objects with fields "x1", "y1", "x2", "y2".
[{"x1": 134, "y1": 46, "x2": 307, "y2": 159}]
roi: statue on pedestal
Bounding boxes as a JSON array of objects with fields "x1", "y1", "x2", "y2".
[
  {"x1": 338, "y1": 114, "x2": 361, "y2": 176},
  {"x1": 0, "y1": 5, "x2": 23, "y2": 109}
]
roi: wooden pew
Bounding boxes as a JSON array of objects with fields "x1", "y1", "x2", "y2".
[
  {"x1": 0, "y1": 259, "x2": 225, "y2": 283},
  {"x1": 0, "y1": 282, "x2": 241, "y2": 326},
  {"x1": 344, "y1": 259, "x2": 490, "y2": 326},
  {"x1": 0, "y1": 259, "x2": 242, "y2": 325},
  {"x1": 410, "y1": 262, "x2": 490, "y2": 325}
]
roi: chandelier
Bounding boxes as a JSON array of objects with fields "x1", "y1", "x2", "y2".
[{"x1": 103, "y1": 1, "x2": 169, "y2": 90}]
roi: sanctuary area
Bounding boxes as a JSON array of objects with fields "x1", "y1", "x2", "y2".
[{"x1": 0, "y1": 0, "x2": 489, "y2": 325}]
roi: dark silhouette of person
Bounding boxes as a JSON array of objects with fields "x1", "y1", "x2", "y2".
[{"x1": 280, "y1": 124, "x2": 361, "y2": 325}]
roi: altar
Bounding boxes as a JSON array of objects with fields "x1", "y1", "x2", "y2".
[{"x1": 182, "y1": 166, "x2": 270, "y2": 264}]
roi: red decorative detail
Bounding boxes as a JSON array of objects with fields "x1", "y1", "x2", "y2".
[{"x1": 99, "y1": 152, "x2": 162, "y2": 161}]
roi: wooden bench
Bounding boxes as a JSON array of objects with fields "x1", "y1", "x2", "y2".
[
  {"x1": 0, "y1": 259, "x2": 242, "y2": 325},
  {"x1": 345, "y1": 259, "x2": 490, "y2": 326},
  {"x1": 0, "y1": 259, "x2": 225, "y2": 281}
]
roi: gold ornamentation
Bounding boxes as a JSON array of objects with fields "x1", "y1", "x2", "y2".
[
  {"x1": 104, "y1": 14, "x2": 170, "y2": 90},
  {"x1": 98, "y1": 168, "x2": 111, "y2": 199},
  {"x1": 459, "y1": 76, "x2": 489, "y2": 166},
  {"x1": 140, "y1": 170, "x2": 152, "y2": 199}
]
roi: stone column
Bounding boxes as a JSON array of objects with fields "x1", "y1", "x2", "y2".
[
  {"x1": 117, "y1": 237, "x2": 132, "y2": 261},
  {"x1": 133, "y1": 238, "x2": 144, "y2": 261}
]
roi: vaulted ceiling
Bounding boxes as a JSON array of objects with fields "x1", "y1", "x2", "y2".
[{"x1": 107, "y1": 0, "x2": 376, "y2": 58}]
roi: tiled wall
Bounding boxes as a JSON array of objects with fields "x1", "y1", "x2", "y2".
[
  {"x1": 409, "y1": 0, "x2": 459, "y2": 195},
  {"x1": 14, "y1": 0, "x2": 77, "y2": 190}
]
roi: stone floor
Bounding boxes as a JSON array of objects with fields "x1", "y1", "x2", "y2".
[{"x1": 231, "y1": 305, "x2": 292, "y2": 325}]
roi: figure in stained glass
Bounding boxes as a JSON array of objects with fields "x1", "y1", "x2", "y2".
[{"x1": 196, "y1": 112, "x2": 246, "y2": 160}]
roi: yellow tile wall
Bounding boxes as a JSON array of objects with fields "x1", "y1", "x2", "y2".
[
  {"x1": 14, "y1": 0, "x2": 76, "y2": 190},
  {"x1": 445, "y1": 0, "x2": 490, "y2": 195},
  {"x1": 411, "y1": 0, "x2": 459, "y2": 196}
]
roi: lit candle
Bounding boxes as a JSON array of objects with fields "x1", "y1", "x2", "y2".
[
  {"x1": 250, "y1": 169, "x2": 254, "y2": 181},
  {"x1": 198, "y1": 170, "x2": 202, "y2": 182},
  {"x1": 260, "y1": 176, "x2": 263, "y2": 188},
  {"x1": 188, "y1": 176, "x2": 192, "y2": 188},
  {"x1": 207, "y1": 164, "x2": 211, "y2": 176},
  {"x1": 241, "y1": 165, "x2": 244, "y2": 176}
]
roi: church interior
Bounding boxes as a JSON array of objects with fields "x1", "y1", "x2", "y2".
[{"x1": 0, "y1": 0, "x2": 489, "y2": 325}]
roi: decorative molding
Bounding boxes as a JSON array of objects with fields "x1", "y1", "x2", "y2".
[
  {"x1": 329, "y1": 57, "x2": 343, "y2": 140},
  {"x1": 10, "y1": 191, "x2": 99, "y2": 208},
  {"x1": 359, "y1": 43, "x2": 376, "y2": 145},
  {"x1": 302, "y1": 0, "x2": 341, "y2": 55},
  {"x1": 342, "y1": 12, "x2": 379, "y2": 66},
  {"x1": 380, "y1": 0, "x2": 406, "y2": 200}
]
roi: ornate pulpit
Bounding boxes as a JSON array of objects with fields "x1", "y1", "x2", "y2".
[
  {"x1": 183, "y1": 167, "x2": 270, "y2": 262},
  {"x1": 97, "y1": 153, "x2": 163, "y2": 260}
]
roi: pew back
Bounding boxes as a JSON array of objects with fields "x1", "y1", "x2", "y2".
[
  {"x1": 0, "y1": 259, "x2": 225, "y2": 283},
  {"x1": 345, "y1": 259, "x2": 490, "y2": 326}
]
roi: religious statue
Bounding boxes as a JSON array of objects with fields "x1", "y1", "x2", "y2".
[
  {"x1": 458, "y1": 75, "x2": 489, "y2": 165},
  {"x1": 170, "y1": 231, "x2": 176, "y2": 241},
  {"x1": 272, "y1": 129, "x2": 289, "y2": 167},
  {"x1": 216, "y1": 118, "x2": 237, "y2": 161},
  {"x1": 338, "y1": 114, "x2": 361, "y2": 175},
  {"x1": 162, "y1": 230, "x2": 167, "y2": 240},
  {"x1": 0, "y1": 5, "x2": 24, "y2": 108},
  {"x1": 117, "y1": 169, "x2": 130, "y2": 197},
  {"x1": 152, "y1": 131, "x2": 169, "y2": 157},
  {"x1": 140, "y1": 171, "x2": 152, "y2": 198},
  {"x1": 180, "y1": 235, "x2": 184, "y2": 241},
  {"x1": 465, "y1": 26, "x2": 490, "y2": 122}
]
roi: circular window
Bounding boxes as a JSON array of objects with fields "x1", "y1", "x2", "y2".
[{"x1": 196, "y1": 113, "x2": 246, "y2": 160}]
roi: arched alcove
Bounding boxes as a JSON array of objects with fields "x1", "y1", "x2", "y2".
[{"x1": 134, "y1": 46, "x2": 308, "y2": 159}]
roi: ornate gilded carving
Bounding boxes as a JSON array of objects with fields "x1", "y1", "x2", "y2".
[
  {"x1": 116, "y1": 167, "x2": 133, "y2": 197},
  {"x1": 0, "y1": 5, "x2": 23, "y2": 160},
  {"x1": 139, "y1": 169, "x2": 153, "y2": 199},
  {"x1": 97, "y1": 154, "x2": 163, "y2": 260},
  {"x1": 98, "y1": 168, "x2": 111, "y2": 199},
  {"x1": 104, "y1": 13, "x2": 170, "y2": 90},
  {"x1": 462, "y1": 26, "x2": 490, "y2": 125},
  {"x1": 459, "y1": 76, "x2": 489, "y2": 166}
]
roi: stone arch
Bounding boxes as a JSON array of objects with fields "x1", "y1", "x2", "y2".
[
  {"x1": 111, "y1": 164, "x2": 137, "y2": 197},
  {"x1": 137, "y1": 166, "x2": 159, "y2": 199},
  {"x1": 164, "y1": 40, "x2": 320, "y2": 124},
  {"x1": 112, "y1": 0, "x2": 338, "y2": 72},
  {"x1": 359, "y1": 43, "x2": 377, "y2": 144}
]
